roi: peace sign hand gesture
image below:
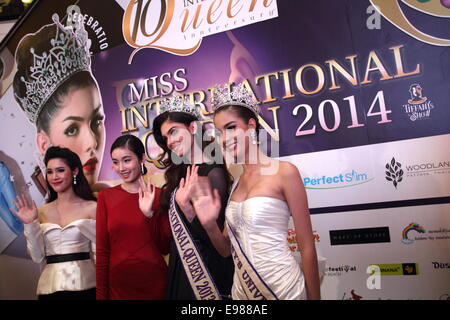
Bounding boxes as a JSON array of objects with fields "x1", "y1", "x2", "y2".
[
  {"x1": 10, "y1": 194, "x2": 38, "y2": 224},
  {"x1": 138, "y1": 176, "x2": 155, "y2": 218}
]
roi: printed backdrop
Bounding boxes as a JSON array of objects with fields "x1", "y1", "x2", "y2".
[{"x1": 0, "y1": 0, "x2": 449, "y2": 299}]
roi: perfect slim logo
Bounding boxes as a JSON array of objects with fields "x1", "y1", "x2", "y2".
[{"x1": 303, "y1": 169, "x2": 373, "y2": 190}]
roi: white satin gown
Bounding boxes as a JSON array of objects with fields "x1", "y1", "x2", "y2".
[
  {"x1": 24, "y1": 219, "x2": 96, "y2": 295},
  {"x1": 227, "y1": 196, "x2": 306, "y2": 300}
]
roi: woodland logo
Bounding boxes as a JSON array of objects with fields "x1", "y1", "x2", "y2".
[
  {"x1": 123, "y1": 0, "x2": 279, "y2": 63},
  {"x1": 385, "y1": 157, "x2": 403, "y2": 189},
  {"x1": 385, "y1": 156, "x2": 450, "y2": 188}
]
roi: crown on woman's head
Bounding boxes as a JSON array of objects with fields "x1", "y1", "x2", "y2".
[
  {"x1": 159, "y1": 94, "x2": 203, "y2": 119},
  {"x1": 15, "y1": 14, "x2": 92, "y2": 124},
  {"x1": 211, "y1": 83, "x2": 260, "y2": 115}
]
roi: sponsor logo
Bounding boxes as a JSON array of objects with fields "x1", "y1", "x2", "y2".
[
  {"x1": 404, "y1": 161, "x2": 450, "y2": 178},
  {"x1": 401, "y1": 222, "x2": 425, "y2": 244},
  {"x1": 431, "y1": 262, "x2": 450, "y2": 269},
  {"x1": 341, "y1": 289, "x2": 363, "y2": 300},
  {"x1": 372, "y1": 263, "x2": 419, "y2": 276},
  {"x1": 401, "y1": 223, "x2": 450, "y2": 244},
  {"x1": 329, "y1": 227, "x2": 390, "y2": 246},
  {"x1": 287, "y1": 229, "x2": 319, "y2": 252},
  {"x1": 122, "y1": 0, "x2": 279, "y2": 62},
  {"x1": 385, "y1": 157, "x2": 403, "y2": 188},
  {"x1": 303, "y1": 170, "x2": 374, "y2": 190},
  {"x1": 385, "y1": 157, "x2": 450, "y2": 188},
  {"x1": 402, "y1": 84, "x2": 435, "y2": 121},
  {"x1": 326, "y1": 265, "x2": 357, "y2": 277}
]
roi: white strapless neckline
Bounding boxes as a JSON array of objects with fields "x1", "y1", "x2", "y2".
[
  {"x1": 24, "y1": 218, "x2": 96, "y2": 295},
  {"x1": 229, "y1": 196, "x2": 287, "y2": 205},
  {"x1": 226, "y1": 193, "x2": 306, "y2": 300},
  {"x1": 40, "y1": 218, "x2": 95, "y2": 231}
]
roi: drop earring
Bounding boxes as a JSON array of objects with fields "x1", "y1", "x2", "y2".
[
  {"x1": 251, "y1": 130, "x2": 257, "y2": 145},
  {"x1": 73, "y1": 175, "x2": 77, "y2": 185},
  {"x1": 141, "y1": 163, "x2": 146, "y2": 175}
]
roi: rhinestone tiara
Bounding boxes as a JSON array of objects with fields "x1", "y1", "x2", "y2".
[
  {"x1": 14, "y1": 14, "x2": 92, "y2": 124},
  {"x1": 159, "y1": 94, "x2": 203, "y2": 119},
  {"x1": 211, "y1": 82, "x2": 260, "y2": 115}
]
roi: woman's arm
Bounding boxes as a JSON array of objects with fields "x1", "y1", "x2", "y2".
[
  {"x1": 11, "y1": 195, "x2": 44, "y2": 263},
  {"x1": 77, "y1": 203, "x2": 97, "y2": 264},
  {"x1": 95, "y1": 191, "x2": 110, "y2": 300},
  {"x1": 191, "y1": 167, "x2": 231, "y2": 257},
  {"x1": 23, "y1": 219, "x2": 45, "y2": 263},
  {"x1": 281, "y1": 162, "x2": 321, "y2": 300},
  {"x1": 150, "y1": 187, "x2": 172, "y2": 255}
]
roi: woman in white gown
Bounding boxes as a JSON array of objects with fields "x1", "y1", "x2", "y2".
[
  {"x1": 11, "y1": 146, "x2": 96, "y2": 300},
  {"x1": 188, "y1": 83, "x2": 321, "y2": 300}
]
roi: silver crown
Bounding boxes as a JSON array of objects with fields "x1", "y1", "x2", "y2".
[
  {"x1": 159, "y1": 94, "x2": 203, "y2": 119},
  {"x1": 15, "y1": 14, "x2": 92, "y2": 124},
  {"x1": 211, "y1": 83, "x2": 260, "y2": 115}
]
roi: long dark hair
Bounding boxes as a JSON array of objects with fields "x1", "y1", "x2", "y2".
[
  {"x1": 44, "y1": 146, "x2": 96, "y2": 203},
  {"x1": 110, "y1": 134, "x2": 147, "y2": 174},
  {"x1": 153, "y1": 111, "x2": 224, "y2": 212}
]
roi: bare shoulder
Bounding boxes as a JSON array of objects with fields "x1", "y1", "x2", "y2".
[
  {"x1": 279, "y1": 161, "x2": 301, "y2": 178},
  {"x1": 38, "y1": 202, "x2": 50, "y2": 212},
  {"x1": 37, "y1": 202, "x2": 51, "y2": 222},
  {"x1": 79, "y1": 200, "x2": 97, "y2": 219},
  {"x1": 86, "y1": 200, "x2": 97, "y2": 219}
]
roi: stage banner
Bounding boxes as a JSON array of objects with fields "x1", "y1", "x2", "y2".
[{"x1": 0, "y1": 0, "x2": 449, "y2": 299}]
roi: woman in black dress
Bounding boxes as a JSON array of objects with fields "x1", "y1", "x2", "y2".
[{"x1": 153, "y1": 95, "x2": 234, "y2": 300}]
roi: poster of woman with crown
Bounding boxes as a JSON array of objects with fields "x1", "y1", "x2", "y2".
[{"x1": 0, "y1": 1, "x2": 126, "y2": 299}]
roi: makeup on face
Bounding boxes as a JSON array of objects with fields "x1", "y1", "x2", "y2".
[
  {"x1": 46, "y1": 158, "x2": 74, "y2": 192},
  {"x1": 160, "y1": 120, "x2": 193, "y2": 158},
  {"x1": 111, "y1": 147, "x2": 142, "y2": 183},
  {"x1": 214, "y1": 112, "x2": 253, "y2": 161},
  {"x1": 46, "y1": 85, "x2": 106, "y2": 186}
]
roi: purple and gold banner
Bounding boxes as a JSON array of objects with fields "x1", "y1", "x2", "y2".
[{"x1": 0, "y1": 0, "x2": 449, "y2": 300}]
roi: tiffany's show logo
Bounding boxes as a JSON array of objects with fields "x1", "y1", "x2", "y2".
[{"x1": 402, "y1": 84, "x2": 435, "y2": 121}]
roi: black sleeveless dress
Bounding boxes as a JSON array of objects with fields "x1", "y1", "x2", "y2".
[{"x1": 166, "y1": 163, "x2": 234, "y2": 300}]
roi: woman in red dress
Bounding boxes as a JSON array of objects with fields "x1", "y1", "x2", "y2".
[{"x1": 96, "y1": 135, "x2": 171, "y2": 299}]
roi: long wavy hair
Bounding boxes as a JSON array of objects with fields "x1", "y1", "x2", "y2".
[
  {"x1": 153, "y1": 111, "x2": 225, "y2": 212},
  {"x1": 44, "y1": 146, "x2": 96, "y2": 203}
]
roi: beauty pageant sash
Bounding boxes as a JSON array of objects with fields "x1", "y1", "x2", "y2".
[
  {"x1": 226, "y1": 179, "x2": 279, "y2": 300},
  {"x1": 168, "y1": 190, "x2": 221, "y2": 300}
]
